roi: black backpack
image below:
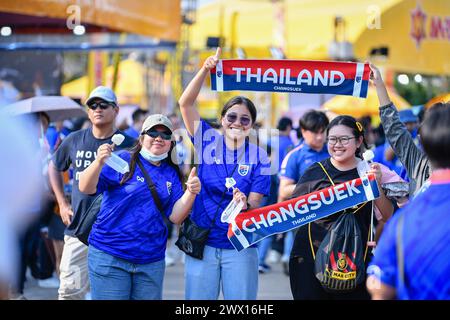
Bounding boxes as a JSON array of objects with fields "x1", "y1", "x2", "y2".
[
  {"x1": 312, "y1": 162, "x2": 368, "y2": 293},
  {"x1": 314, "y1": 211, "x2": 366, "y2": 292}
]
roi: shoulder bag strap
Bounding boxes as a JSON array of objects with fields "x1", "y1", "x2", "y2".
[
  {"x1": 317, "y1": 161, "x2": 335, "y2": 186},
  {"x1": 209, "y1": 150, "x2": 246, "y2": 228},
  {"x1": 136, "y1": 157, "x2": 164, "y2": 215},
  {"x1": 309, "y1": 161, "x2": 335, "y2": 259}
]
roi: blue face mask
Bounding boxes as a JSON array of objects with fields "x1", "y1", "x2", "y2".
[{"x1": 140, "y1": 148, "x2": 168, "y2": 162}]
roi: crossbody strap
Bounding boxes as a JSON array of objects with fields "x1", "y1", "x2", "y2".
[
  {"x1": 136, "y1": 157, "x2": 164, "y2": 215},
  {"x1": 209, "y1": 150, "x2": 246, "y2": 228},
  {"x1": 317, "y1": 161, "x2": 335, "y2": 186}
]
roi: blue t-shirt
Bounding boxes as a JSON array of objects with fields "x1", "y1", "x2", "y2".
[
  {"x1": 89, "y1": 153, "x2": 184, "y2": 264},
  {"x1": 190, "y1": 120, "x2": 271, "y2": 249},
  {"x1": 268, "y1": 135, "x2": 294, "y2": 171},
  {"x1": 124, "y1": 126, "x2": 140, "y2": 139},
  {"x1": 51, "y1": 128, "x2": 135, "y2": 236},
  {"x1": 368, "y1": 183, "x2": 450, "y2": 299},
  {"x1": 280, "y1": 142, "x2": 329, "y2": 182}
]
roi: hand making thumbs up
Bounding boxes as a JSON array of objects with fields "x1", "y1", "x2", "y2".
[{"x1": 185, "y1": 166, "x2": 201, "y2": 194}]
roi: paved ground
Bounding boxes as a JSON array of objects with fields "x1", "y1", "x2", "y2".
[{"x1": 22, "y1": 260, "x2": 292, "y2": 300}]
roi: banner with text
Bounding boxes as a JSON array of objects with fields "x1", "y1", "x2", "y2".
[
  {"x1": 211, "y1": 59, "x2": 370, "y2": 98},
  {"x1": 227, "y1": 174, "x2": 380, "y2": 251}
]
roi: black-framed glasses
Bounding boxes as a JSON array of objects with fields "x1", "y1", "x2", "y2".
[
  {"x1": 226, "y1": 112, "x2": 252, "y2": 126},
  {"x1": 145, "y1": 130, "x2": 172, "y2": 141},
  {"x1": 327, "y1": 136, "x2": 356, "y2": 146},
  {"x1": 87, "y1": 102, "x2": 114, "y2": 110}
]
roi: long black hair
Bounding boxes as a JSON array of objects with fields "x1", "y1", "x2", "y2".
[
  {"x1": 327, "y1": 115, "x2": 369, "y2": 158},
  {"x1": 120, "y1": 137, "x2": 182, "y2": 185}
]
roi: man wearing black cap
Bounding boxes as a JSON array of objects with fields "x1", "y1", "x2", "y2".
[{"x1": 48, "y1": 86, "x2": 134, "y2": 300}]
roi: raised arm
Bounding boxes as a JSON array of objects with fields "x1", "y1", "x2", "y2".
[
  {"x1": 178, "y1": 47, "x2": 221, "y2": 136},
  {"x1": 79, "y1": 143, "x2": 113, "y2": 194},
  {"x1": 369, "y1": 63, "x2": 428, "y2": 190}
]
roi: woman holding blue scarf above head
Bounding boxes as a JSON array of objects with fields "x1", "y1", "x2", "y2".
[
  {"x1": 79, "y1": 114, "x2": 201, "y2": 300},
  {"x1": 178, "y1": 48, "x2": 271, "y2": 300}
]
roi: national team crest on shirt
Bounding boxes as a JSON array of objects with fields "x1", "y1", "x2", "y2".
[
  {"x1": 238, "y1": 164, "x2": 250, "y2": 176},
  {"x1": 166, "y1": 181, "x2": 172, "y2": 195}
]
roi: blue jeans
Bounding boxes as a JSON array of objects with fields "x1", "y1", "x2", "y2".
[
  {"x1": 257, "y1": 235, "x2": 273, "y2": 265},
  {"x1": 88, "y1": 245, "x2": 165, "y2": 300},
  {"x1": 185, "y1": 245, "x2": 258, "y2": 300},
  {"x1": 282, "y1": 231, "x2": 294, "y2": 262}
]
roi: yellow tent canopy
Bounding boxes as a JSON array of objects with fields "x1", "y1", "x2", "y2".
[
  {"x1": 61, "y1": 60, "x2": 144, "y2": 106},
  {"x1": 0, "y1": 0, "x2": 180, "y2": 41},
  {"x1": 191, "y1": 0, "x2": 450, "y2": 75},
  {"x1": 321, "y1": 85, "x2": 410, "y2": 118},
  {"x1": 425, "y1": 92, "x2": 450, "y2": 108}
]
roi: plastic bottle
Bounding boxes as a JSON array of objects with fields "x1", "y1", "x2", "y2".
[
  {"x1": 105, "y1": 134, "x2": 129, "y2": 174},
  {"x1": 357, "y1": 149, "x2": 374, "y2": 177},
  {"x1": 105, "y1": 153, "x2": 129, "y2": 174}
]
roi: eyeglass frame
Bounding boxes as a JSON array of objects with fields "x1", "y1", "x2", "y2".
[
  {"x1": 326, "y1": 136, "x2": 356, "y2": 146},
  {"x1": 225, "y1": 112, "x2": 252, "y2": 126},
  {"x1": 87, "y1": 101, "x2": 116, "y2": 111},
  {"x1": 144, "y1": 129, "x2": 172, "y2": 141}
]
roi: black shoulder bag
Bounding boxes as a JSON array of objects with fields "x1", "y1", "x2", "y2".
[{"x1": 175, "y1": 152, "x2": 245, "y2": 260}]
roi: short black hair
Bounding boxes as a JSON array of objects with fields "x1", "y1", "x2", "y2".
[
  {"x1": 420, "y1": 102, "x2": 450, "y2": 169},
  {"x1": 277, "y1": 117, "x2": 293, "y2": 131},
  {"x1": 299, "y1": 110, "x2": 329, "y2": 133},
  {"x1": 131, "y1": 109, "x2": 147, "y2": 122}
]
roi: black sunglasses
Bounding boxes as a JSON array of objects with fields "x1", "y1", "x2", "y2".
[
  {"x1": 88, "y1": 101, "x2": 114, "y2": 110},
  {"x1": 145, "y1": 130, "x2": 172, "y2": 141},
  {"x1": 226, "y1": 112, "x2": 252, "y2": 126}
]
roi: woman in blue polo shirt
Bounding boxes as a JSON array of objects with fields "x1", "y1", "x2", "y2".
[
  {"x1": 178, "y1": 48, "x2": 271, "y2": 300},
  {"x1": 79, "y1": 114, "x2": 201, "y2": 300}
]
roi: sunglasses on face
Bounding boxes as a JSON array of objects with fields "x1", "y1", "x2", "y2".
[
  {"x1": 225, "y1": 112, "x2": 252, "y2": 126},
  {"x1": 145, "y1": 130, "x2": 172, "y2": 141},
  {"x1": 88, "y1": 102, "x2": 114, "y2": 110},
  {"x1": 327, "y1": 136, "x2": 356, "y2": 146}
]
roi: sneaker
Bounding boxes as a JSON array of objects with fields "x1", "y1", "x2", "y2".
[
  {"x1": 267, "y1": 250, "x2": 281, "y2": 263},
  {"x1": 165, "y1": 255, "x2": 175, "y2": 267},
  {"x1": 38, "y1": 277, "x2": 60, "y2": 289},
  {"x1": 258, "y1": 263, "x2": 271, "y2": 274},
  {"x1": 9, "y1": 293, "x2": 27, "y2": 300}
]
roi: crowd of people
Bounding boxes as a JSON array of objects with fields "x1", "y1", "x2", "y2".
[{"x1": 1, "y1": 49, "x2": 449, "y2": 301}]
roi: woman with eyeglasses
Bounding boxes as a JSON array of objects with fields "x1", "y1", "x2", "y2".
[
  {"x1": 288, "y1": 115, "x2": 395, "y2": 300},
  {"x1": 78, "y1": 114, "x2": 201, "y2": 300},
  {"x1": 178, "y1": 48, "x2": 271, "y2": 300}
]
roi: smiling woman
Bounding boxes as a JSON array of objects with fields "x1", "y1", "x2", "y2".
[
  {"x1": 178, "y1": 47, "x2": 271, "y2": 300},
  {"x1": 288, "y1": 114, "x2": 396, "y2": 300},
  {"x1": 77, "y1": 113, "x2": 202, "y2": 300}
]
